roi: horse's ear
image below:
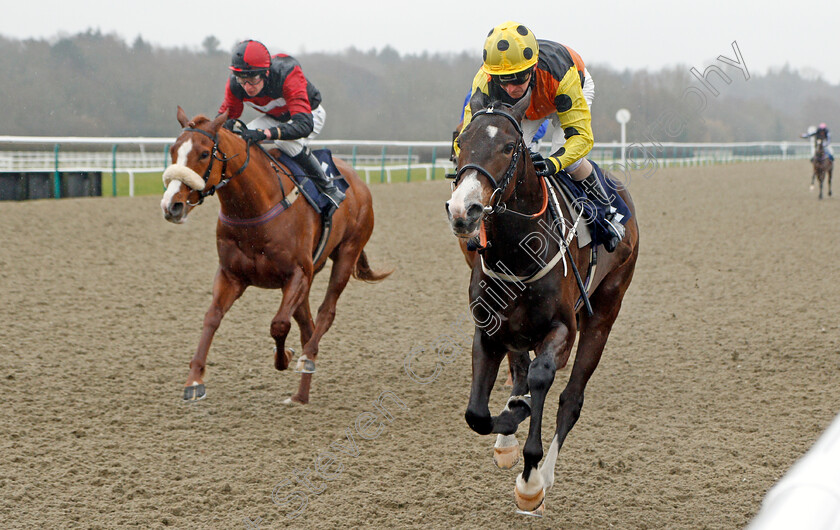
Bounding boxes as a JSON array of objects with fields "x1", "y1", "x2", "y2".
[
  {"x1": 468, "y1": 90, "x2": 486, "y2": 118},
  {"x1": 511, "y1": 89, "x2": 532, "y2": 122},
  {"x1": 176, "y1": 106, "x2": 189, "y2": 128},
  {"x1": 209, "y1": 111, "x2": 228, "y2": 133}
]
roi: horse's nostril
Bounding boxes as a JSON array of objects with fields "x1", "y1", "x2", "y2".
[
  {"x1": 170, "y1": 202, "x2": 184, "y2": 218},
  {"x1": 466, "y1": 203, "x2": 483, "y2": 221}
]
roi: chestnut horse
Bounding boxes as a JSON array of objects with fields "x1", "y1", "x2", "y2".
[
  {"x1": 445, "y1": 94, "x2": 639, "y2": 515},
  {"x1": 812, "y1": 137, "x2": 833, "y2": 199},
  {"x1": 160, "y1": 107, "x2": 389, "y2": 404}
]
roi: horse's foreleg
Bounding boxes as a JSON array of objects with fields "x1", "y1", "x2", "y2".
[
  {"x1": 291, "y1": 246, "x2": 358, "y2": 404},
  {"x1": 293, "y1": 300, "x2": 315, "y2": 354},
  {"x1": 493, "y1": 350, "x2": 531, "y2": 469},
  {"x1": 513, "y1": 323, "x2": 571, "y2": 514},
  {"x1": 184, "y1": 269, "x2": 246, "y2": 401},
  {"x1": 829, "y1": 167, "x2": 833, "y2": 197},
  {"x1": 301, "y1": 245, "x2": 360, "y2": 361},
  {"x1": 464, "y1": 332, "x2": 506, "y2": 436}
]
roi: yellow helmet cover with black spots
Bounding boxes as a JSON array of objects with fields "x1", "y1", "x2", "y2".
[{"x1": 482, "y1": 21, "x2": 539, "y2": 76}]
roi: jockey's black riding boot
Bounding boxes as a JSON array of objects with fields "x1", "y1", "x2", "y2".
[
  {"x1": 293, "y1": 148, "x2": 345, "y2": 214},
  {"x1": 581, "y1": 169, "x2": 625, "y2": 252}
]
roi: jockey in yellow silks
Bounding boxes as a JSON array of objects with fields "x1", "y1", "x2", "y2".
[{"x1": 455, "y1": 21, "x2": 625, "y2": 251}]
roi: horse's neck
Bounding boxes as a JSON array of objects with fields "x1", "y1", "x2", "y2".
[
  {"x1": 482, "y1": 170, "x2": 556, "y2": 272},
  {"x1": 216, "y1": 140, "x2": 290, "y2": 218}
]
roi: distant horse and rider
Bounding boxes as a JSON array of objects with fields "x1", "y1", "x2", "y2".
[
  {"x1": 811, "y1": 137, "x2": 833, "y2": 200},
  {"x1": 802, "y1": 123, "x2": 834, "y2": 199},
  {"x1": 160, "y1": 107, "x2": 389, "y2": 404},
  {"x1": 445, "y1": 93, "x2": 639, "y2": 515}
]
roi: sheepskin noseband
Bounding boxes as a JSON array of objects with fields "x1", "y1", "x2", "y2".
[{"x1": 162, "y1": 164, "x2": 205, "y2": 191}]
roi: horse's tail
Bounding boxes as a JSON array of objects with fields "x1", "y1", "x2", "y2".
[{"x1": 353, "y1": 250, "x2": 392, "y2": 283}]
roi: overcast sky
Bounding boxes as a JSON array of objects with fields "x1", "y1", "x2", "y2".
[{"x1": 4, "y1": 0, "x2": 839, "y2": 84}]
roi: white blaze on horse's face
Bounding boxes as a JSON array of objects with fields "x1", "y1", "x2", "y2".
[
  {"x1": 446, "y1": 169, "x2": 484, "y2": 238},
  {"x1": 160, "y1": 180, "x2": 184, "y2": 221},
  {"x1": 160, "y1": 138, "x2": 204, "y2": 223}
]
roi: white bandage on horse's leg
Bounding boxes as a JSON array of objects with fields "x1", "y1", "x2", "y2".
[
  {"x1": 515, "y1": 467, "x2": 546, "y2": 498},
  {"x1": 538, "y1": 434, "x2": 560, "y2": 491},
  {"x1": 495, "y1": 433, "x2": 518, "y2": 449}
]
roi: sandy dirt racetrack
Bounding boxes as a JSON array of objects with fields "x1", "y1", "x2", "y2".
[{"x1": 1, "y1": 160, "x2": 839, "y2": 529}]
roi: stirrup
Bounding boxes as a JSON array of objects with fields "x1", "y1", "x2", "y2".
[{"x1": 603, "y1": 217, "x2": 625, "y2": 252}]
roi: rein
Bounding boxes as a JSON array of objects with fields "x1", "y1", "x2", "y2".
[
  {"x1": 453, "y1": 105, "x2": 591, "y2": 309},
  {"x1": 181, "y1": 125, "x2": 311, "y2": 228}
]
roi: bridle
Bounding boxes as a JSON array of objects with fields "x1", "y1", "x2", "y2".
[
  {"x1": 181, "y1": 126, "x2": 251, "y2": 206},
  {"x1": 451, "y1": 105, "x2": 546, "y2": 219},
  {"x1": 452, "y1": 106, "x2": 525, "y2": 214}
]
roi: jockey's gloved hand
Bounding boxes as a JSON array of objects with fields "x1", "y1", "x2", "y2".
[
  {"x1": 240, "y1": 128, "x2": 267, "y2": 143},
  {"x1": 534, "y1": 156, "x2": 561, "y2": 177},
  {"x1": 223, "y1": 119, "x2": 239, "y2": 131}
]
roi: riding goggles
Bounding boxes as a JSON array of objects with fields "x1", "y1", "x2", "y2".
[
  {"x1": 234, "y1": 74, "x2": 263, "y2": 87},
  {"x1": 493, "y1": 68, "x2": 532, "y2": 86}
]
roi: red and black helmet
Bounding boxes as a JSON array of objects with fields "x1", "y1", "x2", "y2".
[{"x1": 230, "y1": 40, "x2": 271, "y2": 76}]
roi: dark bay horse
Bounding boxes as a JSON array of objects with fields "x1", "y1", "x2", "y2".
[
  {"x1": 160, "y1": 107, "x2": 390, "y2": 404},
  {"x1": 812, "y1": 137, "x2": 833, "y2": 199},
  {"x1": 445, "y1": 94, "x2": 639, "y2": 515}
]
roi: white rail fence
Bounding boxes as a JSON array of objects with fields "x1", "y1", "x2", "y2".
[{"x1": 0, "y1": 135, "x2": 816, "y2": 197}]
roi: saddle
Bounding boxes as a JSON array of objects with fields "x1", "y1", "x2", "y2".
[
  {"x1": 268, "y1": 149, "x2": 350, "y2": 214},
  {"x1": 267, "y1": 148, "x2": 350, "y2": 266},
  {"x1": 552, "y1": 160, "x2": 632, "y2": 250}
]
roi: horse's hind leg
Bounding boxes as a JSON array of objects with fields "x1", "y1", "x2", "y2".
[
  {"x1": 184, "y1": 269, "x2": 246, "y2": 401},
  {"x1": 538, "y1": 257, "x2": 636, "y2": 498}
]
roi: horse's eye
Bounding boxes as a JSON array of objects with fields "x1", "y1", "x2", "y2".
[
  {"x1": 503, "y1": 143, "x2": 515, "y2": 155},
  {"x1": 200, "y1": 151, "x2": 210, "y2": 160}
]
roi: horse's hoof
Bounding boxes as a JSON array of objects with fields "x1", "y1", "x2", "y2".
[
  {"x1": 293, "y1": 355, "x2": 316, "y2": 374},
  {"x1": 183, "y1": 382, "x2": 206, "y2": 402},
  {"x1": 493, "y1": 444, "x2": 520, "y2": 469},
  {"x1": 274, "y1": 347, "x2": 295, "y2": 371},
  {"x1": 515, "y1": 502, "x2": 545, "y2": 517},
  {"x1": 514, "y1": 485, "x2": 545, "y2": 515},
  {"x1": 282, "y1": 395, "x2": 308, "y2": 406}
]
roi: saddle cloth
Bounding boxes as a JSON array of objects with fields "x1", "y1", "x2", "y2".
[
  {"x1": 553, "y1": 160, "x2": 632, "y2": 250},
  {"x1": 274, "y1": 149, "x2": 349, "y2": 214}
]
